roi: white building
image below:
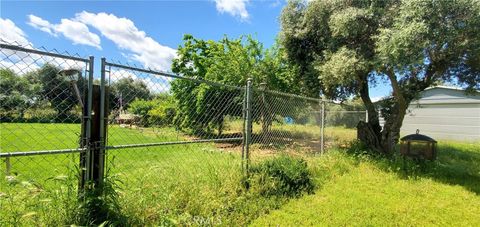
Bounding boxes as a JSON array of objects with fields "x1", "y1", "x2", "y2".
[{"x1": 400, "y1": 86, "x2": 480, "y2": 141}]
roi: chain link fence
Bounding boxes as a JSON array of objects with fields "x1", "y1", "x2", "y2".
[
  {"x1": 1, "y1": 42, "x2": 367, "y2": 225},
  {"x1": 101, "y1": 59, "x2": 246, "y2": 222},
  {"x1": 323, "y1": 102, "x2": 367, "y2": 150},
  {"x1": 0, "y1": 41, "x2": 92, "y2": 225},
  {"x1": 248, "y1": 88, "x2": 322, "y2": 160}
]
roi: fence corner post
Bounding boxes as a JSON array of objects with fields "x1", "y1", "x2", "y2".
[{"x1": 244, "y1": 78, "x2": 253, "y2": 177}]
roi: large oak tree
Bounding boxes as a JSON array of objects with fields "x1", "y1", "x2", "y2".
[{"x1": 280, "y1": 0, "x2": 480, "y2": 154}]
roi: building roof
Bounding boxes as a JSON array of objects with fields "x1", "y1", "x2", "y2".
[
  {"x1": 413, "y1": 86, "x2": 480, "y2": 105},
  {"x1": 374, "y1": 86, "x2": 480, "y2": 105}
]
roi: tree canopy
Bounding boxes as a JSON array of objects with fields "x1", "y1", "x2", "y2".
[
  {"x1": 280, "y1": 0, "x2": 480, "y2": 154},
  {"x1": 171, "y1": 34, "x2": 298, "y2": 135}
]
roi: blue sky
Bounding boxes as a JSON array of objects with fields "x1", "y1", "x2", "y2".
[{"x1": 0, "y1": 0, "x2": 390, "y2": 99}]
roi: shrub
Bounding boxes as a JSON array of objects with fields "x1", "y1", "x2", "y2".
[
  {"x1": 128, "y1": 94, "x2": 176, "y2": 127},
  {"x1": 0, "y1": 107, "x2": 80, "y2": 123},
  {"x1": 346, "y1": 139, "x2": 370, "y2": 155},
  {"x1": 250, "y1": 155, "x2": 314, "y2": 197},
  {"x1": 147, "y1": 104, "x2": 176, "y2": 126}
]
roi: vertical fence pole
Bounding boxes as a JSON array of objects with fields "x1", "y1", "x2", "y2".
[
  {"x1": 5, "y1": 157, "x2": 11, "y2": 176},
  {"x1": 320, "y1": 99, "x2": 325, "y2": 155},
  {"x1": 96, "y1": 57, "x2": 108, "y2": 187},
  {"x1": 365, "y1": 110, "x2": 369, "y2": 123},
  {"x1": 241, "y1": 86, "x2": 247, "y2": 172},
  {"x1": 244, "y1": 78, "x2": 253, "y2": 176},
  {"x1": 89, "y1": 85, "x2": 108, "y2": 187},
  {"x1": 87, "y1": 56, "x2": 94, "y2": 183},
  {"x1": 79, "y1": 56, "x2": 95, "y2": 191}
]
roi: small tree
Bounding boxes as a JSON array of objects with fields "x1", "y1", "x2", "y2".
[
  {"x1": 281, "y1": 0, "x2": 480, "y2": 154},
  {"x1": 171, "y1": 34, "x2": 297, "y2": 136},
  {"x1": 128, "y1": 94, "x2": 176, "y2": 127}
]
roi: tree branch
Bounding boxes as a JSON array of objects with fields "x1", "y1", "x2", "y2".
[{"x1": 386, "y1": 68, "x2": 406, "y2": 112}]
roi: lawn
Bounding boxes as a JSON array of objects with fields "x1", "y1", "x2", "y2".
[
  {"x1": 0, "y1": 123, "x2": 288, "y2": 226},
  {"x1": 2, "y1": 123, "x2": 478, "y2": 226},
  {"x1": 252, "y1": 141, "x2": 480, "y2": 226}
]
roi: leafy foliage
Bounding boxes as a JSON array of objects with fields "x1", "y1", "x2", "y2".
[
  {"x1": 128, "y1": 94, "x2": 176, "y2": 126},
  {"x1": 171, "y1": 34, "x2": 298, "y2": 135},
  {"x1": 1, "y1": 65, "x2": 83, "y2": 123},
  {"x1": 250, "y1": 155, "x2": 315, "y2": 197},
  {"x1": 110, "y1": 77, "x2": 152, "y2": 110},
  {"x1": 280, "y1": 0, "x2": 480, "y2": 154}
]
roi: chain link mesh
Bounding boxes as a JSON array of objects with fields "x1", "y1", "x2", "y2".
[
  {"x1": 323, "y1": 102, "x2": 367, "y2": 150},
  {"x1": 0, "y1": 41, "x2": 90, "y2": 225},
  {"x1": 249, "y1": 89, "x2": 322, "y2": 159},
  {"x1": 0, "y1": 41, "x2": 368, "y2": 225},
  {"x1": 103, "y1": 62, "x2": 246, "y2": 222}
]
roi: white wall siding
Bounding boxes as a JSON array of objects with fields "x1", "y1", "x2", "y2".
[{"x1": 400, "y1": 88, "x2": 480, "y2": 141}]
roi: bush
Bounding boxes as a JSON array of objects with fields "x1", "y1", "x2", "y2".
[
  {"x1": 0, "y1": 107, "x2": 80, "y2": 123},
  {"x1": 346, "y1": 140, "x2": 370, "y2": 155},
  {"x1": 250, "y1": 155, "x2": 314, "y2": 197},
  {"x1": 128, "y1": 94, "x2": 176, "y2": 127}
]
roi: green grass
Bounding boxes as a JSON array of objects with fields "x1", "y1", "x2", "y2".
[
  {"x1": 0, "y1": 123, "x2": 287, "y2": 226},
  {"x1": 2, "y1": 123, "x2": 479, "y2": 226},
  {"x1": 252, "y1": 141, "x2": 480, "y2": 226}
]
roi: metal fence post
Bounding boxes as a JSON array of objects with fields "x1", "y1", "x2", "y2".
[
  {"x1": 241, "y1": 86, "x2": 247, "y2": 172},
  {"x1": 244, "y1": 78, "x2": 253, "y2": 176},
  {"x1": 320, "y1": 99, "x2": 325, "y2": 155},
  {"x1": 5, "y1": 157, "x2": 11, "y2": 176},
  {"x1": 79, "y1": 56, "x2": 94, "y2": 191},
  {"x1": 365, "y1": 109, "x2": 369, "y2": 123},
  {"x1": 95, "y1": 57, "x2": 108, "y2": 187}
]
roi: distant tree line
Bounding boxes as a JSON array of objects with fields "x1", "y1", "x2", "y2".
[{"x1": 1, "y1": 65, "x2": 85, "y2": 123}]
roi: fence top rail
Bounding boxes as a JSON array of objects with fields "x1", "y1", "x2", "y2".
[
  {"x1": 258, "y1": 88, "x2": 322, "y2": 102},
  {"x1": 104, "y1": 60, "x2": 245, "y2": 91},
  {"x1": 0, "y1": 43, "x2": 90, "y2": 63}
]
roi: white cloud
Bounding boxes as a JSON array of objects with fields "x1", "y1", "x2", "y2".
[
  {"x1": 214, "y1": 0, "x2": 250, "y2": 21},
  {"x1": 0, "y1": 18, "x2": 87, "y2": 75},
  {"x1": 0, "y1": 18, "x2": 37, "y2": 74},
  {"x1": 0, "y1": 18, "x2": 32, "y2": 46},
  {"x1": 75, "y1": 11, "x2": 176, "y2": 71},
  {"x1": 27, "y1": 14, "x2": 101, "y2": 49},
  {"x1": 27, "y1": 15, "x2": 56, "y2": 36},
  {"x1": 0, "y1": 60, "x2": 39, "y2": 74}
]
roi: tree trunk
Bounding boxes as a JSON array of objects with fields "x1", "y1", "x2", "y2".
[
  {"x1": 356, "y1": 70, "x2": 409, "y2": 155},
  {"x1": 356, "y1": 75, "x2": 386, "y2": 154},
  {"x1": 260, "y1": 83, "x2": 272, "y2": 138},
  {"x1": 357, "y1": 109, "x2": 408, "y2": 156},
  {"x1": 379, "y1": 108, "x2": 407, "y2": 154}
]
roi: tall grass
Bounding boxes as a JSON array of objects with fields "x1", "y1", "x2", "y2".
[
  {"x1": 3, "y1": 122, "x2": 477, "y2": 226},
  {"x1": 253, "y1": 141, "x2": 480, "y2": 226},
  {"x1": 0, "y1": 123, "x2": 299, "y2": 225}
]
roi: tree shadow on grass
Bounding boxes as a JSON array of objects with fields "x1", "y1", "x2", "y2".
[
  {"x1": 366, "y1": 142, "x2": 480, "y2": 195},
  {"x1": 422, "y1": 144, "x2": 480, "y2": 195}
]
